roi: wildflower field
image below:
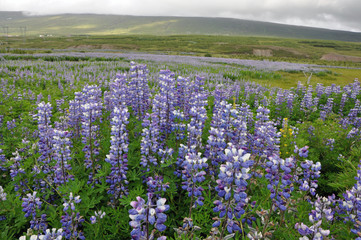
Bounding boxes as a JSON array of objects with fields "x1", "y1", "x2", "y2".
[{"x1": 0, "y1": 52, "x2": 360, "y2": 240}]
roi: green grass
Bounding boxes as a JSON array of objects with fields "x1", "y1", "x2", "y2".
[{"x1": 1, "y1": 35, "x2": 361, "y2": 68}]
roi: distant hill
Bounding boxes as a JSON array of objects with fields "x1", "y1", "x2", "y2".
[{"x1": 1, "y1": 11, "x2": 361, "y2": 42}]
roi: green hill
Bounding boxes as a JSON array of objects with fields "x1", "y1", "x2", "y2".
[{"x1": 1, "y1": 11, "x2": 361, "y2": 42}]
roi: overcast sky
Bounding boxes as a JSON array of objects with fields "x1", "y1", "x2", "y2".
[{"x1": 1, "y1": 0, "x2": 360, "y2": 32}]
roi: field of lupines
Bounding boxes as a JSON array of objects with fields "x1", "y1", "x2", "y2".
[{"x1": 0, "y1": 53, "x2": 361, "y2": 240}]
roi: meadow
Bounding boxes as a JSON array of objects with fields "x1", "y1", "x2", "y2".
[{"x1": 0, "y1": 51, "x2": 360, "y2": 240}]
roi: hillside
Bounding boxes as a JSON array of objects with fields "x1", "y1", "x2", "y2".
[{"x1": 1, "y1": 11, "x2": 361, "y2": 42}]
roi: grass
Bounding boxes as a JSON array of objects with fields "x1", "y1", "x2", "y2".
[
  {"x1": 1, "y1": 35, "x2": 361, "y2": 67},
  {"x1": 266, "y1": 68, "x2": 361, "y2": 89},
  {"x1": 1, "y1": 34, "x2": 360, "y2": 89}
]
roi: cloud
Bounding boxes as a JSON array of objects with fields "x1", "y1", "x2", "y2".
[{"x1": 1, "y1": 0, "x2": 360, "y2": 32}]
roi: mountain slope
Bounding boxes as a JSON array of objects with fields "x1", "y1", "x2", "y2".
[{"x1": 1, "y1": 11, "x2": 361, "y2": 42}]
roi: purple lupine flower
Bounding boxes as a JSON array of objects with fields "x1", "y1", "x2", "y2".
[
  {"x1": 129, "y1": 196, "x2": 169, "y2": 240},
  {"x1": 309, "y1": 195, "x2": 335, "y2": 223},
  {"x1": 52, "y1": 129, "x2": 74, "y2": 186},
  {"x1": 229, "y1": 107, "x2": 248, "y2": 149},
  {"x1": 320, "y1": 98, "x2": 334, "y2": 121},
  {"x1": 36, "y1": 102, "x2": 54, "y2": 174},
  {"x1": 0, "y1": 186, "x2": 6, "y2": 201},
  {"x1": 325, "y1": 138, "x2": 335, "y2": 151},
  {"x1": 265, "y1": 155, "x2": 295, "y2": 211},
  {"x1": 300, "y1": 85, "x2": 314, "y2": 113},
  {"x1": 298, "y1": 160, "x2": 321, "y2": 196},
  {"x1": 175, "y1": 76, "x2": 192, "y2": 119},
  {"x1": 338, "y1": 93, "x2": 348, "y2": 115},
  {"x1": 56, "y1": 98, "x2": 65, "y2": 114},
  {"x1": 140, "y1": 111, "x2": 165, "y2": 177},
  {"x1": 90, "y1": 210, "x2": 106, "y2": 224},
  {"x1": 80, "y1": 85, "x2": 103, "y2": 185},
  {"x1": 250, "y1": 106, "x2": 280, "y2": 157},
  {"x1": 286, "y1": 91, "x2": 294, "y2": 113},
  {"x1": 0, "y1": 149, "x2": 6, "y2": 171},
  {"x1": 42, "y1": 228, "x2": 64, "y2": 240},
  {"x1": 128, "y1": 62, "x2": 150, "y2": 119},
  {"x1": 238, "y1": 103, "x2": 254, "y2": 130},
  {"x1": 19, "y1": 228, "x2": 63, "y2": 240},
  {"x1": 338, "y1": 161, "x2": 361, "y2": 237},
  {"x1": 36, "y1": 93, "x2": 43, "y2": 105},
  {"x1": 155, "y1": 69, "x2": 176, "y2": 139},
  {"x1": 106, "y1": 106, "x2": 129, "y2": 201},
  {"x1": 146, "y1": 175, "x2": 169, "y2": 198},
  {"x1": 298, "y1": 146, "x2": 309, "y2": 158},
  {"x1": 61, "y1": 193, "x2": 85, "y2": 240},
  {"x1": 295, "y1": 220, "x2": 330, "y2": 240},
  {"x1": 9, "y1": 151, "x2": 28, "y2": 194},
  {"x1": 206, "y1": 127, "x2": 226, "y2": 169},
  {"x1": 213, "y1": 144, "x2": 254, "y2": 236},
  {"x1": 205, "y1": 100, "x2": 234, "y2": 171},
  {"x1": 109, "y1": 74, "x2": 128, "y2": 112},
  {"x1": 175, "y1": 91, "x2": 208, "y2": 176},
  {"x1": 68, "y1": 92, "x2": 83, "y2": 138},
  {"x1": 22, "y1": 191, "x2": 48, "y2": 232},
  {"x1": 7, "y1": 119, "x2": 16, "y2": 130},
  {"x1": 316, "y1": 83, "x2": 324, "y2": 98},
  {"x1": 182, "y1": 152, "x2": 208, "y2": 211},
  {"x1": 350, "y1": 79, "x2": 360, "y2": 99},
  {"x1": 171, "y1": 110, "x2": 186, "y2": 141}
]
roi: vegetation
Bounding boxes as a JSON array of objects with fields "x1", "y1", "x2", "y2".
[
  {"x1": 1, "y1": 11, "x2": 361, "y2": 42},
  {"x1": 0, "y1": 54, "x2": 360, "y2": 239}
]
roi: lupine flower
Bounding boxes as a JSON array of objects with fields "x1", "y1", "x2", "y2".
[
  {"x1": 129, "y1": 196, "x2": 169, "y2": 240},
  {"x1": 0, "y1": 149, "x2": 6, "y2": 171},
  {"x1": 155, "y1": 69, "x2": 176, "y2": 139},
  {"x1": 36, "y1": 102, "x2": 54, "y2": 174},
  {"x1": 128, "y1": 62, "x2": 150, "y2": 119},
  {"x1": 182, "y1": 152, "x2": 208, "y2": 210},
  {"x1": 337, "y1": 161, "x2": 361, "y2": 238},
  {"x1": 22, "y1": 192, "x2": 48, "y2": 232},
  {"x1": 265, "y1": 155, "x2": 295, "y2": 211},
  {"x1": 140, "y1": 112, "x2": 161, "y2": 174},
  {"x1": 90, "y1": 210, "x2": 106, "y2": 224},
  {"x1": 9, "y1": 151, "x2": 28, "y2": 194},
  {"x1": 7, "y1": 119, "x2": 16, "y2": 130},
  {"x1": 106, "y1": 106, "x2": 129, "y2": 201},
  {"x1": 0, "y1": 186, "x2": 6, "y2": 201},
  {"x1": 213, "y1": 144, "x2": 254, "y2": 236},
  {"x1": 61, "y1": 193, "x2": 84, "y2": 240},
  {"x1": 185, "y1": 90, "x2": 208, "y2": 151},
  {"x1": 205, "y1": 101, "x2": 235, "y2": 172},
  {"x1": 109, "y1": 74, "x2": 128, "y2": 112},
  {"x1": 309, "y1": 195, "x2": 335, "y2": 223},
  {"x1": 171, "y1": 109, "x2": 186, "y2": 141},
  {"x1": 19, "y1": 228, "x2": 63, "y2": 240},
  {"x1": 295, "y1": 220, "x2": 330, "y2": 240},
  {"x1": 300, "y1": 85, "x2": 314, "y2": 113},
  {"x1": 146, "y1": 176, "x2": 169, "y2": 197},
  {"x1": 80, "y1": 86, "x2": 103, "y2": 185},
  {"x1": 298, "y1": 160, "x2": 321, "y2": 196},
  {"x1": 52, "y1": 129, "x2": 74, "y2": 186},
  {"x1": 175, "y1": 76, "x2": 192, "y2": 119},
  {"x1": 325, "y1": 138, "x2": 335, "y2": 151},
  {"x1": 68, "y1": 92, "x2": 83, "y2": 138},
  {"x1": 250, "y1": 106, "x2": 280, "y2": 157}
]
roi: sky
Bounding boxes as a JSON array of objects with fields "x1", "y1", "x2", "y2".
[{"x1": 1, "y1": 0, "x2": 360, "y2": 32}]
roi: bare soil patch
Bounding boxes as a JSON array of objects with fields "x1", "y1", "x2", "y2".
[
  {"x1": 321, "y1": 53, "x2": 361, "y2": 62},
  {"x1": 68, "y1": 45, "x2": 95, "y2": 50},
  {"x1": 253, "y1": 49, "x2": 272, "y2": 57}
]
